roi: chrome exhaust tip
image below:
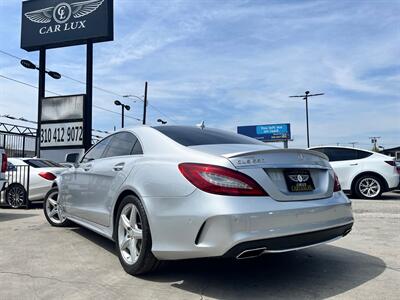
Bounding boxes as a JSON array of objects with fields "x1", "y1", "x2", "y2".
[{"x1": 236, "y1": 247, "x2": 266, "y2": 259}]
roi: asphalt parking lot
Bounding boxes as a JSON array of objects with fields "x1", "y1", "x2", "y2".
[{"x1": 0, "y1": 192, "x2": 399, "y2": 300}]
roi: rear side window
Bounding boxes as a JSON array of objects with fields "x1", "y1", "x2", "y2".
[
  {"x1": 154, "y1": 126, "x2": 263, "y2": 146},
  {"x1": 102, "y1": 132, "x2": 138, "y2": 158},
  {"x1": 356, "y1": 150, "x2": 373, "y2": 159},
  {"x1": 312, "y1": 148, "x2": 371, "y2": 162},
  {"x1": 131, "y1": 140, "x2": 143, "y2": 155},
  {"x1": 81, "y1": 136, "x2": 111, "y2": 163}
]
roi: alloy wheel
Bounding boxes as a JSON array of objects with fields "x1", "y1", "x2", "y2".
[
  {"x1": 359, "y1": 177, "x2": 381, "y2": 198},
  {"x1": 45, "y1": 190, "x2": 66, "y2": 224},
  {"x1": 118, "y1": 203, "x2": 143, "y2": 265},
  {"x1": 7, "y1": 185, "x2": 26, "y2": 208}
]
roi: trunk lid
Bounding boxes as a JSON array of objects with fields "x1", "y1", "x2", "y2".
[{"x1": 190, "y1": 144, "x2": 334, "y2": 201}]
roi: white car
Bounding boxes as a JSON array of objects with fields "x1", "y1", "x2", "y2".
[
  {"x1": 309, "y1": 146, "x2": 399, "y2": 199},
  {"x1": 0, "y1": 149, "x2": 6, "y2": 191},
  {"x1": 5, "y1": 158, "x2": 66, "y2": 208}
]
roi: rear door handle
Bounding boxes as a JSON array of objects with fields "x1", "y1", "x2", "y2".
[
  {"x1": 113, "y1": 163, "x2": 125, "y2": 171},
  {"x1": 350, "y1": 163, "x2": 358, "y2": 166},
  {"x1": 83, "y1": 164, "x2": 92, "y2": 171}
]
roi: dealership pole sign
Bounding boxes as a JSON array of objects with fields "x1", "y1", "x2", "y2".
[
  {"x1": 237, "y1": 123, "x2": 291, "y2": 142},
  {"x1": 21, "y1": 0, "x2": 113, "y2": 51},
  {"x1": 21, "y1": 0, "x2": 113, "y2": 160},
  {"x1": 40, "y1": 95, "x2": 85, "y2": 149}
]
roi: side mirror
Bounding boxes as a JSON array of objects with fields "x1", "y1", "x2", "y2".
[
  {"x1": 65, "y1": 153, "x2": 80, "y2": 164},
  {"x1": 7, "y1": 163, "x2": 16, "y2": 172}
]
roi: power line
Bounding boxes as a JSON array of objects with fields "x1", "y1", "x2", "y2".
[
  {"x1": 0, "y1": 49, "x2": 23, "y2": 61},
  {"x1": 147, "y1": 102, "x2": 178, "y2": 123},
  {"x1": 0, "y1": 49, "x2": 177, "y2": 123},
  {"x1": 92, "y1": 105, "x2": 141, "y2": 121},
  {"x1": 0, "y1": 74, "x2": 61, "y2": 96},
  {"x1": 0, "y1": 74, "x2": 141, "y2": 121}
]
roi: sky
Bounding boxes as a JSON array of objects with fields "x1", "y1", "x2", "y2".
[{"x1": 0, "y1": 0, "x2": 399, "y2": 149}]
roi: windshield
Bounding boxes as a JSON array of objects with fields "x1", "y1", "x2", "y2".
[{"x1": 154, "y1": 126, "x2": 263, "y2": 147}]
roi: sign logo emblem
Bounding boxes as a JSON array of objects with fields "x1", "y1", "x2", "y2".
[
  {"x1": 288, "y1": 174, "x2": 309, "y2": 183},
  {"x1": 53, "y1": 3, "x2": 72, "y2": 24},
  {"x1": 24, "y1": 0, "x2": 104, "y2": 24}
]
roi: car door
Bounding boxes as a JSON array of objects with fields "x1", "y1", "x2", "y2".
[
  {"x1": 79, "y1": 132, "x2": 143, "y2": 227},
  {"x1": 323, "y1": 148, "x2": 359, "y2": 190},
  {"x1": 62, "y1": 136, "x2": 111, "y2": 220}
]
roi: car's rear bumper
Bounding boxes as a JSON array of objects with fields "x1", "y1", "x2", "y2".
[
  {"x1": 223, "y1": 223, "x2": 353, "y2": 259},
  {"x1": 386, "y1": 173, "x2": 400, "y2": 190},
  {"x1": 143, "y1": 190, "x2": 354, "y2": 260}
]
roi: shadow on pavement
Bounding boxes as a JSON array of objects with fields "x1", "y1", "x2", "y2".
[
  {"x1": 144, "y1": 246, "x2": 386, "y2": 299},
  {"x1": 69, "y1": 226, "x2": 116, "y2": 255},
  {"x1": 351, "y1": 192, "x2": 400, "y2": 201},
  {"x1": 0, "y1": 212, "x2": 37, "y2": 222},
  {"x1": 71, "y1": 225, "x2": 386, "y2": 299}
]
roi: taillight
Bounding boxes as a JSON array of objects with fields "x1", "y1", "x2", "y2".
[
  {"x1": 333, "y1": 172, "x2": 341, "y2": 192},
  {"x1": 178, "y1": 163, "x2": 267, "y2": 196},
  {"x1": 385, "y1": 160, "x2": 399, "y2": 174},
  {"x1": 1, "y1": 153, "x2": 7, "y2": 173},
  {"x1": 39, "y1": 172, "x2": 57, "y2": 181},
  {"x1": 385, "y1": 160, "x2": 396, "y2": 166}
]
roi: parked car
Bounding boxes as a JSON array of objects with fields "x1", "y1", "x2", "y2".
[
  {"x1": 309, "y1": 146, "x2": 400, "y2": 199},
  {"x1": 5, "y1": 158, "x2": 66, "y2": 208},
  {"x1": 44, "y1": 126, "x2": 353, "y2": 275},
  {"x1": 0, "y1": 149, "x2": 6, "y2": 192}
]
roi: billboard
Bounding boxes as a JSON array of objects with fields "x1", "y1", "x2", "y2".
[
  {"x1": 21, "y1": 0, "x2": 114, "y2": 51},
  {"x1": 237, "y1": 123, "x2": 291, "y2": 142}
]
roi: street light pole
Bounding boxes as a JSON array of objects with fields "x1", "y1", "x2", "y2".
[
  {"x1": 37, "y1": 49, "x2": 46, "y2": 158},
  {"x1": 121, "y1": 105, "x2": 125, "y2": 128},
  {"x1": 20, "y1": 55, "x2": 62, "y2": 157},
  {"x1": 114, "y1": 100, "x2": 130, "y2": 129},
  {"x1": 289, "y1": 91, "x2": 324, "y2": 148}
]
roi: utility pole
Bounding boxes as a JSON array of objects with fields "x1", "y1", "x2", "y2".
[
  {"x1": 369, "y1": 136, "x2": 381, "y2": 152},
  {"x1": 143, "y1": 81, "x2": 148, "y2": 125},
  {"x1": 289, "y1": 91, "x2": 324, "y2": 148},
  {"x1": 123, "y1": 81, "x2": 148, "y2": 125},
  {"x1": 348, "y1": 142, "x2": 358, "y2": 148}
]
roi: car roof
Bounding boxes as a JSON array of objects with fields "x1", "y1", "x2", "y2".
[
  {"x1": 309, "y1": 146, "x2": 395, "y2": 159},
  {"x1": 309, "y1": 145, "x2": 374, "y2": 153}
]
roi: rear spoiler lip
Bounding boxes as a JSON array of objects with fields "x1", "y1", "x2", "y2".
[{"x1": 225, "y1": 148, "x2": 329, "y2": 161}]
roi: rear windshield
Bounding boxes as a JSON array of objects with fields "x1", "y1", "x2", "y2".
[
  {"x1": 23, "y1": 159, "x2": 63, "y2": 168},
  {"x1": 154, "y1": 126, "x2": 263, "y2": 146}
]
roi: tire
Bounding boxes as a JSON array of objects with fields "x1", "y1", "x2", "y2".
[
  {"x1": 354, "y1": 175, "x2": 383, "y2": 199},
  {"x1": 115, "y1": 195, "x2": 159, "y2": 275},
  {"x1": 43, "y1": 187, "x2": 72, "y2": 227},
  {"x1": 6, "y1": 183, "x2": 27, "y2": 209}
]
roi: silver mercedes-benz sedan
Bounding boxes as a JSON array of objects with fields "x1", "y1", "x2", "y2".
[{"x1": 43, "y1": 125, "x2": 354, "y2": 275}]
